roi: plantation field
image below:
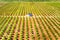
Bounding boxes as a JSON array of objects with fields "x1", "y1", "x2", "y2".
[{"x1": 0, "y1": 2, "x2": 60, "y2": 40}]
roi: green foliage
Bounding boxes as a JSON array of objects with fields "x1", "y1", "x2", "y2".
[{"x1": 0, "y1": 0, "x2": 60, "y2": 2}]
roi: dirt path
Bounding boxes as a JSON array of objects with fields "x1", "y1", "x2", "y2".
[
  {"x1": 33, "y1": 17, "x2": 44, "y2": 40},
  {"x1": 31, "y1": 17, "x2": 38, "y2": 40},
  {"x1": 19, "y1": 18, "x2": 24, "y2": 40},
  {"x1": 13, "y1": 18, "x2": 19, "y2": 40},
  {"x1": 28, "y1": 17, "x2": 32, "y2": 40},
  {"x1": 18, "y1": 18, "x2": 22, "y2": 40}
]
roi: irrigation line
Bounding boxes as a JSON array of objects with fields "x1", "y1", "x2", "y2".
[{"x1": 0, "y1": 15, "x2": 60, "y2": 18}]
